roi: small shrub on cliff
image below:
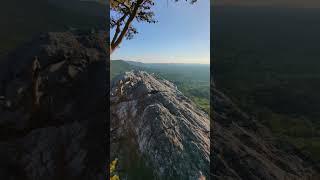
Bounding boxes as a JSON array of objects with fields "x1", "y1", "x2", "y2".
[{"x1": 110, "y1": 158, "x2": 120, "y2": 180}]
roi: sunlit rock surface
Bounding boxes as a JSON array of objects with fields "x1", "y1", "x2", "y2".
[{"x1": 110, "y1": 71, "x2": 210, "y2": 179}]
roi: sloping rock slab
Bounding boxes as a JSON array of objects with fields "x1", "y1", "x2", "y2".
[{"x1": 110, "y1": 71, "x2": 210, "y2": 179}]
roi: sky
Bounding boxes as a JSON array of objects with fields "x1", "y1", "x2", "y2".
[{"x1": 111, "y1": 0, "x2": 210, "y2": 64}]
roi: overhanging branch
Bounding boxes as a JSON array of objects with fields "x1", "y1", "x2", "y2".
[{"x1": 110, "y1": 0, "x2": 144, "y2": 53}]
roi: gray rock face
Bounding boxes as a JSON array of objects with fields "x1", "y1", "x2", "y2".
[
  {"x1": 0, "y1": 31, "x2": 107, "y2": 180},
  {"x1": 110, "y1": 71, "x2": 210, "y2": 179},
  {"x1": 212, "y1": 86, "x2": 320, "y2": 179}
]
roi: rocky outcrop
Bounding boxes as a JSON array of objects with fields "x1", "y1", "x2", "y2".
[
  {"x1": 0, "y1": 31, "x2": 107, "y2": 180},
  {"x1": 212, "y1": 85, "x2": 320, "y2": 179},
  {"x1": 110, "y1": 69, "x2": 320, "y2": 180},
  {"x1": 110, "y1": 71, "x2": 210, "y2": 179},
  {"x1": 110, "y1": 70, "x2": 320, "y2": 180}
]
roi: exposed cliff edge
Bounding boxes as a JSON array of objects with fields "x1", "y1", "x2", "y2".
[
  {"x1": 110, "y1": 70, "x2": 320, "y2": 179},
  {"x1": 110, "y1": 71, "x2": 319, "y2": 180},
  {"x1": 110, "y1": 71, "x2": 210, "y2": 179}
]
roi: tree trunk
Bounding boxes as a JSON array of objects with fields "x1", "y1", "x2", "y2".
[
  {"x1": 110, "y1": 45, "x2": 114, "y2": 55},
  {"x1": 110, "y1": 0, "x2": 144, "y2": 54}
]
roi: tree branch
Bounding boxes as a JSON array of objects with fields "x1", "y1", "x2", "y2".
[
  {"x1": 111, "y1": 13, "x2": 128, "y2": 46},
  {"x1": 110, "y1": 0, "x2": 144, "y2": 53}
]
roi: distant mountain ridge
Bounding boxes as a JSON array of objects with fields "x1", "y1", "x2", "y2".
[{"x1": 110, "y1": 60, "x2": 143, "y2": 79}]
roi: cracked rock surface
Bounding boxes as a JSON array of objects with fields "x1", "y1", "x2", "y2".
[
  {"x1": 110, "y1": 70, "x2": 319, "y2": 180},
  {"x1": 110, "y1": 71, "x2": 210, "y2": 179}
]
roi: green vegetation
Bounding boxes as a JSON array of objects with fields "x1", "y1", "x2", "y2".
[
  {"x1": 111, "y1": 60, "x2": 210, "y2": 113},
  {"x1": 110, "y1": 60, "x2": 139, "y2": 79},
  {"x1": 177, "y1": 81, "x2": 209, "y2": 113},
  {"x1": 110, "y1": 159, "x2": 120, "y2": 180},
  {"x1": 144, "y1": 64, "x2": 209, "y2": 113}
]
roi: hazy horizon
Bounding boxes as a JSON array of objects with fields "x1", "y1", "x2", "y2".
[
  {"x1": 111, "y1": 59, "x2": 210, "y2": 65},
  {"x1": 111, "y1": 0, "x2": 210, "y2": 64}
]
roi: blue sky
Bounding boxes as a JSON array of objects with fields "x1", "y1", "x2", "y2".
[{"x1": 111, "y1": 0, "x2": 210, "y2": 64}]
